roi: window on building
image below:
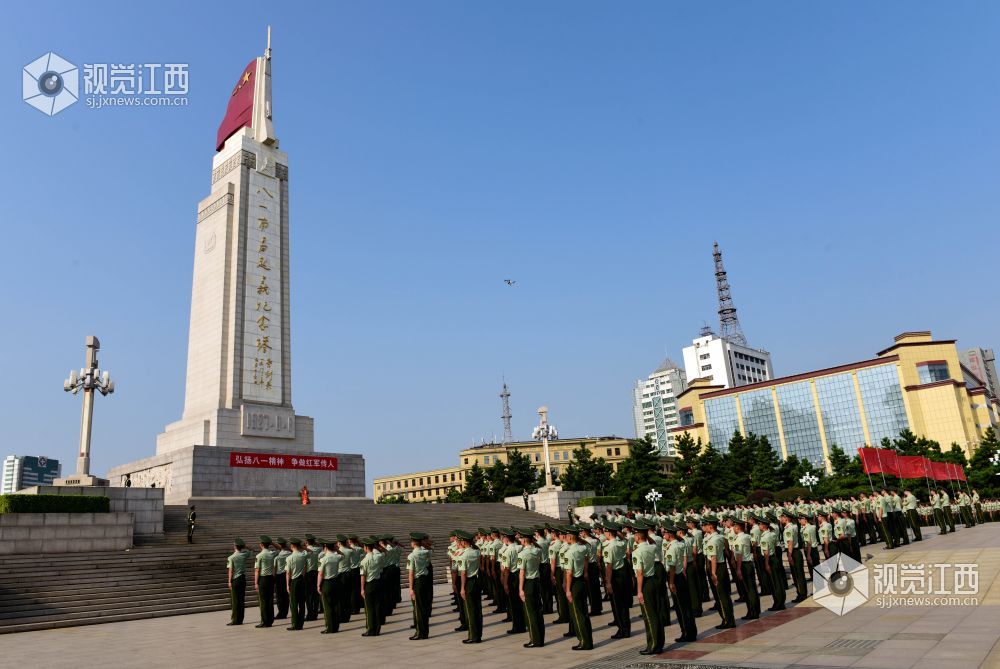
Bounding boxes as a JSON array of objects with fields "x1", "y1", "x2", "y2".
[
  {"x1": 464, "y1": 457, "x2": 469, "y2": 465},
  {"x1": 562, "y1": 451, "x2": 569, "y2": 459},
  {"x1": 450, "y1": 473, "x2": 455, "y2": 481},
  {"x1": 534, "y1": 453, "x2": 540, "y2": 462},
  {"x1": 614, "y1": 447, "x2": 621, "y2": 456},
  {"x1": 606, "y1": 449, "x2": 612, "y2": 456},
  {"x1": 700, "y1": 353, "x2": 710, "y2": 360},
  {"x1": 552, "y1": 451, "x2": 559, "y2": 461},
  {"x1": 484, "y1": 456, "x2": 491, "y2": 465},
  {"x1": 419, "y1": 477, "x2": 423, "y2": 485},
  {"x1": 917, "y1": 362, "x2": 950, "y2": 384},
  {"x1": 701, "y1": 364, "x2": 712, "y2": 371}
]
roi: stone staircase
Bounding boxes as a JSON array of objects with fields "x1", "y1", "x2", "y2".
[{"x1": 0, "y1": 498, "x2": 551, "y2": 634}]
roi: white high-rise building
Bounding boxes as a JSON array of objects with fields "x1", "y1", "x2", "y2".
[
  {"x1": 682, "y1": 329, "x2": 773, "y2": 389},
  {"x1": 1, "y1": 455, "x2": 61, "y2": 494},
  {"x1": 633, "y1": 359, "x2": 687, "y2": 455}
]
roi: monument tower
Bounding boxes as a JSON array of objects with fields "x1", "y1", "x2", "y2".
[{"x1": 109, "y1": 31, "x2": 364, "y2": 502}]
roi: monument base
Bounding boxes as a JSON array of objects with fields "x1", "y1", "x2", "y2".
[
  {"x1": 507, "y1": 489, "x2": 595, "y2": 520},
  {"x1": 107, "y1": 444, "x2": 365, "y2": 505},
  {"x1": 53, "y1": 474, "x2": 110, "y2": 487}
]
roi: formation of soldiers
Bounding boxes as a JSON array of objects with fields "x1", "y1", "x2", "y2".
[{"x1": 224, "y1": 487, "x2": 995, "y2": 655}]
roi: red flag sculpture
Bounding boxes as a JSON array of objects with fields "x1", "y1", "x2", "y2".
[
  {"x1": 897, "y1": 455, "x2": 929, "y2": 480},
  {"x1": 858, "y1": 448, "x2": 900, "y2": 476}
]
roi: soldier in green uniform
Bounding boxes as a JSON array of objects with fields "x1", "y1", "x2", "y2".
[
  {"x1": 500, "y1": 529, "x2": 525, "y2": 634},
  {"x1": 254, "y1": 536, "x2": 275, "y2": 628},
  {"x1": 702, "y1": 516, "x2": 735, "y2": 629},
  {"x1": 359, "y1": 537, "x2": 383, "y2": 636},
  {"x1": 903, "y1": 489, "x2": 922, "y2": 541},
  {"x1": 780, "y1": 512, "x2": 807, "y2": 603},
  {"x1": 686, "y1": 517, "x2": 710, "y2": 608},
  {"x1": 407, "y1": 532, "x2": 432, "y2": 640},
  {"x1": 335, "y1": 535, "x2": 353, "y2": 623},
  {"x1": 318, "y1": 539, "x2": 342, "y2": 634},
  {"x1": 664, "y1": 523, "x2": 698, "y2": 642},
  {"x1": 535, "y1": 527, "x2": 553, "y2": 614},
  {"x1": 732, "y1": 519, "x2": 759, "y2": 620},
  {"x1": 226, "y1": 538, "x2": 250, "y2": 626},
  {"x1": 941, "y1": 489, "x2": 956, "y2": 533},
  {"x1": 457, "y1": 530, "x2": 482, "y2": 644},
  {"x1": 958, "y1": 491, "x2": 974, "y2": 528},
  {"x1": 632, "y1": 523, "x2": 663, "y2": 654},
  {"x1": 580, "y1": 525, "x2": 603, "y2": 615},
  {"x1": 549, "y1": 528, "x2": 567, "y2": 624},
  {"x1": 517, "y1": 528, "x2": 545, "y2": 648},
  {"x1": 602, "y1": 521, "x2": 631, "y2": 638},
  {"x1": 757, "y1": 515, "x2": 785, "y2": 611},
  {"x1": 303, "y1": 535, "x2": 321, "y2": 621},
  {"x1": 273, "y1": 537, "x2": 290, "y2": 620},
  {"x1": 798, "y1": 515, "x2": 819, "y2": 580},
  {"x1": 564, "y1": 527, "x2": 594, "y2": 651},
  {"x1": 930, "y1": 490, "x2": 947, "y2": 534},
  {"x1": 285, "y1": 538, "x2": 307, "y2": 631}
]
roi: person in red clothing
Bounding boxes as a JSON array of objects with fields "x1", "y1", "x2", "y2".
[{"x1": 300, "y1": 485, "x2": 311, "y2": 506}]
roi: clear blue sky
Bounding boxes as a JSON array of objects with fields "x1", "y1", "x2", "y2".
[{"x1": 3, "y1": 2, "x2": 998, "y2": 492}]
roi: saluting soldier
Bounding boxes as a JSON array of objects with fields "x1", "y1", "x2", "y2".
[
  {"x1": 798, "y1": 515, "x2": 819, "y2": 580},
  {"x1": 686, "y1": 517, "x2": 710, "y2": 608},
  {"x1": 407, "y1": 532, "x2": 432, "y2": 640},
  {"x1": 664, "y1": 523, "x2": 698, "y2": 642},
  {"x1": 273, "y1": 537, "x2": 290, "y2": 620},
  {"x1": 549, "y1": 527, "x2": 568, "y2": 624},
  {"x1": 517, "y1": 528, "x2": 545, "y2": 648},
  {"x1": 930, "y1": 490, "x2": 947, "y2": 534},
  {"x1": 732, "y1": 519, "x2": 759, "y2": 620},
  {"x1": 254, "y1": 536, "x2": 275, "y2": 628},
  {"x1": 318, "y1": 538, "x2": 342, "y2": 634},
  {"x1": 226, "y1": 538, "x2": 250, "y2": 626},
  {"x1": 757, "y1": 515, "x2": 785, "y2": 611},
  {"x1": 359, "y1": 537, "x2": 383, "y2": 636},
  {"x1": 500, "y1": 529, "x2": 525, "y2": 634},
  {"x1": 285, "y1": 538, "x2": 307, "y2": 631},
  {"x1": 580, "y1": 525, "x2": 603, "y2": 616},
  {"x1": 632, "y1": 523, "x2": 664, "y2": 654},
  {"x1": 564, "y1": 527, "x2": 594, "y2": 651},
  {"x1": 456, "y1": 530, "x2": 483, "y2": 644},
  {"x1": 535, "y1": 527, "x2": 553, "y2": 614},
  {"x1": 303, "y1": 535, "x2": 321, "y2": 621},
  {"x1": 903, "y1": 489, "x2": 922, "y2": 541},
  {"x1": 603, "y1": 521, "x2": 631, "y2": 639},
  {"x1": 702, "y1": 516, "x2": 735, "y2": 629},
  {"x1": 335, "y1": 535, "x2": 353, "y2": 623},
  {"x1": 781, "y1": 511, "x2": 808, "y2": 603},
  {"x1": 817, "y1": 513, "x2": 833, "y2": 559}
]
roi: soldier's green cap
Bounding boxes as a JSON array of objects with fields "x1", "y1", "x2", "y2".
[
  {"x1": 336, "y1": 534, "x2": 348, "y2": 543},
  {"x1": 275, "y1": 537, "x2": 288, "y2": 545},
  {"x1": 780, "y1": 510, "x2": 797, "y2": 519},
  {"x1": 234, "y1": 537, "x2": 246, "y2": 548},
  {"x1": 700, "y1": 515, "x2": 719, "y2": 525},
  {"x1": 604, "y1": 521, "x2": 620, "y2": 531},
  {"x1": 258, "y1": 535, "x2": 272, "y2": 544},
  {"x1": 322, "y1": 538, "x2": 337, "y2": 547},
  {"x1": 348, "y1": 534, "x2": 360, "y2": 541},
  {"x1": 589, "y1": 513, "x2": 599, "y2": 519},
  {"x1": 360, "y1": 537, "x2": 376, "y2": 546},
  {"x1": 384, "y1": 535, "x2": 395, "y2": 541},
  {"x1": 490, "y1": 527, "x2": 501, "y2": 534},
  {"x1": 304, "y1": 533, "x2": 316, "y2": 541},
  {"x1": 410, "y1": 532, "x2": 427, "y2": 541},
  {"x1": 289, "y1": 537, "x2": 302, "y2": 545},
  {"x1": 457, "y1": 530, "x2": 475, "y2": 541},
  {"x1": 662, "y1": 524, "x2": 677, "y2": 533},
  {"x1": 502, "y1": 528, "x2": 516, "y2": 538}
]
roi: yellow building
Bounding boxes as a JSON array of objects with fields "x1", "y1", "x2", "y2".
[
  {"x1": 673, "y1": 331, "x2": 1000, "y2": 472},
  {"x1": 372, "y1": 436, "x2": 636, "y2": 503}
]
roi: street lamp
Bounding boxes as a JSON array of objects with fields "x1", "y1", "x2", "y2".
[
  {"x1": 645, "y1": 488, "x2": 662, "y2": 514},
  {"x1": 990, "y1": 450, "x2": 1000, "y2": 475},
  {"x1": 800, "y1": 473, "x2": 819, "y2": 492},
  {"x1": 532, "y1": 406, "x2": 558, "y2": 490},
  {"x1": 61, "y1": 336, "x2": 114, "y2": 486}
]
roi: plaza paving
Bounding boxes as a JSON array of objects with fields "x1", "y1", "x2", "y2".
[{"x1": 1, "y1": 522, "x2": 998, "y2": 669}]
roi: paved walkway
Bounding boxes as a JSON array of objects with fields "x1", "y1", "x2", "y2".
[{"x1": 1, "y1": 522, "x2": 997, "y2": 669}]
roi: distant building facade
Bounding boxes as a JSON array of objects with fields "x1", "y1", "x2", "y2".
[
  {"x1": 682, "y1": 330, "x2": 773, "y2": 390},
  {"x1": 633, "y1": 359, "x2": 687, "y2": 456},
  {"x1": 373, "y1": 436, "x2": 638, "y2": 503},
  {"x1": 961, "y1": 348, "x2": 999, "y2": 399},
  {"x1": 674, "y1": 331, "x2": 1000, "y2": 473},
  {"x1": 1, "y1": 455, "x2": 61, "y2": 494}
]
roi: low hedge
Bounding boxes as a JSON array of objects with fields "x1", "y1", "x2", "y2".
[
  {"x1": 0, "y1": 494, "x2": 110, "y2": 514},
  {"x1": 576, "y1": 495, "x2": 622, "y2": 507}
]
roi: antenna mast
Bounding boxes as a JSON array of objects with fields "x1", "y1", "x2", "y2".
[
  {"x1": 714, "y1": 241, "x2": 747, "y2": 346},
  {"x1": 500, "y1": 381, "x2": 514, "y2": 444}
]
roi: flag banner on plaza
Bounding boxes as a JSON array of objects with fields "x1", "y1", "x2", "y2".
[
  {"x1": 858, "y1": 447, "x2": 899, "y2": 475},
  {"x1": 897, "y1": 455, "x2": 931, "y2": 479},
  {"x1": 930, "y1": 461, "x2": 952, "y2": 481},
  {"x1": 952, "y1": 463, "x2": 967, "y2": 481}
]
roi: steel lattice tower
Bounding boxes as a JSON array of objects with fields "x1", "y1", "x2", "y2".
[
  {"x1": 500, "y1": 382, "x2": 514, "y2": 444},
  {"x1": 713, "y1": 242, "x2": 747, "y2": 346}
]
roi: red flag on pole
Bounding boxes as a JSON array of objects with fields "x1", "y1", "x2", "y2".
[
  {"x1": 897, "y1": 455, "x2": 928, "y2": 479},
  {"x1": 930, "y1": 461, "x2": 951, "y2": 481},
  {"x1": 956, "y1": 464, "x2": 967, "y2": 482}
]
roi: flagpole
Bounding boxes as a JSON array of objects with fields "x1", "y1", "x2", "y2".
[{"x1": 874, "y1": 448, "x2": 887, "y2": 488}]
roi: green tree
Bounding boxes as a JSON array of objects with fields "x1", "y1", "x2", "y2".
[
  {"x1": 560, "y1": 446, "x2": 614, "y2": 494},
  {"x1": 501, "y1": 450, "x2": 541, "y2": 498},
  {"x1": 462, "y1": 463, "x2": 492, "y2": 502},
  {"x1": 748, "y1": 434, "x2": 782, "y2": 491},
  {"x1": 941, "y1": 443, "x2": 969, "y2": 467},
  {"x1": 611, "y1": 437, "x2": 667, "y2": 508},
  {"x1": 692, "y1": 443, "x2": 727, "y2": 505},
  {"x1": 967, "y1": 428, "x2": 1000, "y2": 496},
  {"x1": 443, "y1": 488, "x2": 466, "y2": 503},
  {"x1": 376, "y1": 494, "x2": 408, "y2": 504}
]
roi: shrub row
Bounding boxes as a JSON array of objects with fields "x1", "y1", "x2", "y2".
[{"x1": 0, "y1": 494, "x2": 110, "y2": 514}]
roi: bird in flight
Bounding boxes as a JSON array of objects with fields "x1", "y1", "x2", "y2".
[{"x1": 504, "y1": 279, "x2": 516, "y2": 286}]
